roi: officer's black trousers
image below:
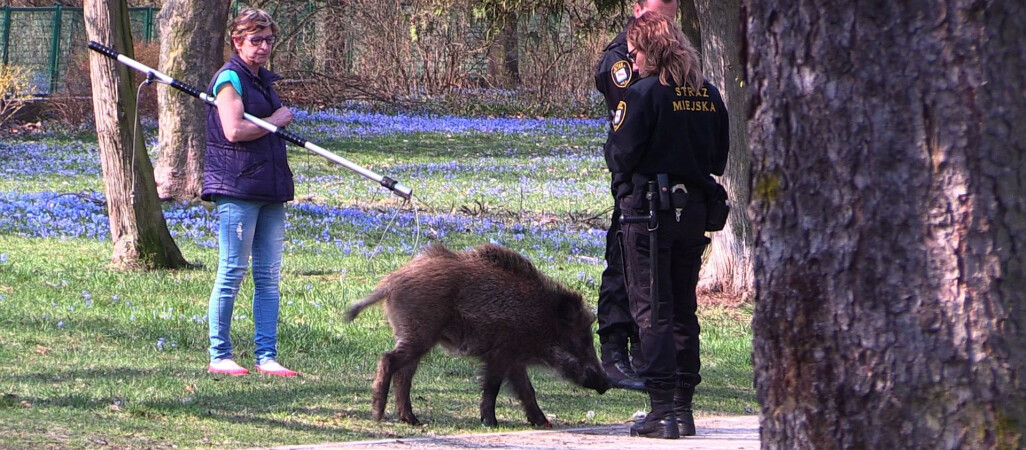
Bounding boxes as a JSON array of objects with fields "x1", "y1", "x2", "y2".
[
  {"x1": 622, "y1": 200, "x2": 708, "y2": 392},
  {"x1": 597, "y1": 188, "x2": 636, "y2": 344}
]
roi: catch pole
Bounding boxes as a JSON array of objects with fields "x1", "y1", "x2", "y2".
[{"x1": 88, "y1": 41, "x2": 413, "y2": 200}]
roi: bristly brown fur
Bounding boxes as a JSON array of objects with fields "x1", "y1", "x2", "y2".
[{"x1": 344, "y1": 243, "x2": 610, "y2": 427}]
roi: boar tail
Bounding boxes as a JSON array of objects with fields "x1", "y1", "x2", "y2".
[{"x1": 345, "y1": 288, "x2": 389, "y2": 322}]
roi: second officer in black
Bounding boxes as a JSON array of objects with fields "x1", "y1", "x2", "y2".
[
  {"x1": 607, "y1": 12, "x2": 729, "y2": 439},
  {"x1": 593, "y1": 0, "x2": 680, "y2": 393}
]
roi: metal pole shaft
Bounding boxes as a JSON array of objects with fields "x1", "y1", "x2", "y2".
[{"x1": 87, "y1": 41, "x2": 412, "y2": 199}]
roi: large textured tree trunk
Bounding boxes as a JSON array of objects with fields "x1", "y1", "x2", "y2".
[
  {"x1": 694, "y1": 0, "x2": 752, "y2": 298},
  {"x1": 747, "y1": 1, "x2": 1026, "y2": 447},
  {"x1": 153, "y1": 0, "x2": 231, "y2": 201},
  {"x1": 84, "y1": 0, "x2": 188, "y2": 270}
]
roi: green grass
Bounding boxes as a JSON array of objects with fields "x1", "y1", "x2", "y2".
[{"x1": 0, "y1": 121, "x2": 754, "y2": 448}]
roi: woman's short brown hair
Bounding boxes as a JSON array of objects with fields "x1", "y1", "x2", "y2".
[{"x1": 229, "y1": 7, "x2": 279, "y2": 41}]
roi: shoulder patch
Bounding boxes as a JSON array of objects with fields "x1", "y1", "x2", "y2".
[
  {"x1": 612, "y1": 101, "x2": 627, "y2": 132},
  {"x1": 610, "y1": 60, "x2": 632, "y2": 88}
]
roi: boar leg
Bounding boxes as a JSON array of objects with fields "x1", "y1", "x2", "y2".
[
  {"x1": 373, "y1": 343, "x2": 430, "y2": 424},
  {"x1": 507, "y1": 365, "x2": 550, "y2": 427},
  {"x1": 371, "y1": 354, "x2": 393, "y2": 421},
  {"x1": 393, "y1": 359, "x2": 423, "y2": 425},
  {"x1": 479, "y1": 365, "x2": 504, "y2": 426}
]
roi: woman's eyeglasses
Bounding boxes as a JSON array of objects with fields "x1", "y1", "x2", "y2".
[
  {"x1": 247, "y1": 35, "x2": 276, "y2": 46},
  {"x1": 627, "y1": 48, "x2": 638, "y2": 64}
]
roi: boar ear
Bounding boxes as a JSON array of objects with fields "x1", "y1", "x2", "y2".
[{"x1": 557, "y1": 292, "x2": 588, "y2": 327}]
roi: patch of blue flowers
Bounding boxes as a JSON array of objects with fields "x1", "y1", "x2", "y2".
[
  {"x1": 0, "y1": 191, "x2": 110, "y2": 239},
  {"x1": 0, "y1": 140, "x2": 102, "y2": 178},
  {"x1": 0, "y1": 190, "x2": 604, "y2": 258},
  {"x1": 1, "y1": 111, "x2": 608, "y2": 262},
  {"x1": 293, "y1": 109, "x2": 605, "y2": 139}
]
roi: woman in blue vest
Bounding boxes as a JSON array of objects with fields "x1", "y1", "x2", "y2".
[{"x1": 204, "y1": 7, "x2": 297, "y2": 377}]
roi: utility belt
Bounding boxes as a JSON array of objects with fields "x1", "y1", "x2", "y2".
[
  {"x1": 623, "y1": 173, "x2": 728, "y2": 231},
  {"x1": 625, "y1": 174, "x2": 701, "y2": 211}
]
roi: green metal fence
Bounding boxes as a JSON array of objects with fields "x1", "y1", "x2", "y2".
[{"x1": 0, "y1": 5, "x2": 158, "y2": 95}]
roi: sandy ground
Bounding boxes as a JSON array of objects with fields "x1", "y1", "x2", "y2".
[{"x1": 258, "y1": 415, "x2": 759, "y2": 450}]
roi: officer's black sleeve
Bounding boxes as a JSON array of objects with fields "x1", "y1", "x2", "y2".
[
  {"x1": 595, "y1": 41, "x2": 631, "y2": 115},
  {"x1": 608, "y1": 86, "x2": 652, "y2": 175},
  {"x1": 595, "y1": 53, "x2": 610, "y2": 95}
]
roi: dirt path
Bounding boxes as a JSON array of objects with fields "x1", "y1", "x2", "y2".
[{"x1": 263, "y1": 415, "x2": 759, "y2": 450}]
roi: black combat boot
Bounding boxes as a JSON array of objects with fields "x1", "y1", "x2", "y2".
[
  {"x1": 674, "y1": 380, "x2": 696, "y2": 436},
  {"x1": 601, "y1": 332, "x2": 645, "y2": 391},
  {"x1": 630, "y1": 389, "x2": 679, "y2": 439}
]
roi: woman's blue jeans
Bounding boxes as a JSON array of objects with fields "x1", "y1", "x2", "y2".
[{"x1": 207, "y1": 196, "x2": 286, "y2": 365}]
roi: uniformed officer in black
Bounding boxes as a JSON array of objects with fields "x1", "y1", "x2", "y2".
[
  {"x1": 593, "y1": 0, "x2": 679, "y2": 393},
  {"x1": 607, "y1": 12, "x2": 729, "y2": 439}
]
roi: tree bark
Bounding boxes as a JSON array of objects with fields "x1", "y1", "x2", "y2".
[
  {"x1": 678, "y1": 0, "x2": 701, "y2": 55},
  {"x1": 694, "y1": 0, "x2": 752, "y2": 298},
  {"x1": 153, "y1": 0, "x2": 231, "y2": 201},
  {"x1": 747, "y1": 0, "x2": 1026, "y2": 447},
  {"x1": 84, "y1": 0, "x2": 188, "y2": 270},
  {"x1": 314, "y1": 10, "x2": 344, "y2": 73},
  {"x1": 487, "y1": 11, "x2": 521, "y2": 88},
  {"x1": 503, "y1": 12, "x2": 521, "y2": 86}
]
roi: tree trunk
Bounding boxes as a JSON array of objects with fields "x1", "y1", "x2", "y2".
[
  {"x1": 503, "y1": 12, "x2": 520, "y2": 86},
  {"x1": 153, "y1": 0, "x2": 231, "y2": 201},
  {"x1": 84, "y1": 0, "x2": 188, "y2": 270},
  {"x1": 678, "y1": 0, "x2": 701, "y2": 55},
  {"x1": 747, "y1": 1, "x2": 1026, "y2": 447},
  {"x1": 487, "y1": 11, "x2": 520, "y2": 88},
  {"x1": 694, "y1": 0, "x2": 752, "y2": 298},
  {"x1": 314, "y1": 10, "x2": 334, "y2": 73}
]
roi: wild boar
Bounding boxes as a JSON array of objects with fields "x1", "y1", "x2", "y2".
[{"x1": 345, "y1": 243, "x2": 610, "y2": 427}]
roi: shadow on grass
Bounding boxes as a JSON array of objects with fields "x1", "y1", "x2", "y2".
[
  {"x1": 5, "y1": 367, "x2": 384, "y2": 440},
  {"x1": 4, "y1": 310, "x2": 754, "y2": 442}
]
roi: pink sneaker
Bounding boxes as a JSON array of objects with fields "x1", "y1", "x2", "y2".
[
  {"x1": 256, "y1": 361, "x2": 299, "y2": 377},
  {"x1": 208, "y1": 359, "x2": 249, "y2": 376}
]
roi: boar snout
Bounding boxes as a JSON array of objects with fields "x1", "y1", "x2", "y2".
[
  {"x1": 552, "y1": 348, "x2": 612, "y2": 394},
  {"x1": 584, "y1": 367, "x2": 612, "y2": 394}
]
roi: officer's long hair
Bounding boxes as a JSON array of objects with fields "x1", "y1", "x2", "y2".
[{"x1": 628, "y1": 12, "x2": 703, "y2": 89}]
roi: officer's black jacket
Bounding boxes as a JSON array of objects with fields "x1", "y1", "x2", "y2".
[{"x1": 607, "y1": 76, "x2": 729, "y2": 206}]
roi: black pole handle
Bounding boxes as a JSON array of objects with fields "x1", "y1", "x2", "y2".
[
  {"x1": 88, "y1": 41, "x2": 118, "y2": 59},
  {"x1": 276, "y1": 128, "x2": 308, "y2": 147},
  {"x1": 169, "y1": 79, "x2": 203, "y2": 100}
]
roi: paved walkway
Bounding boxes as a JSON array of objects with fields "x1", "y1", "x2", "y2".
[{"x1": 265, "y1": 415, "x2": 759, "y2": 450}]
